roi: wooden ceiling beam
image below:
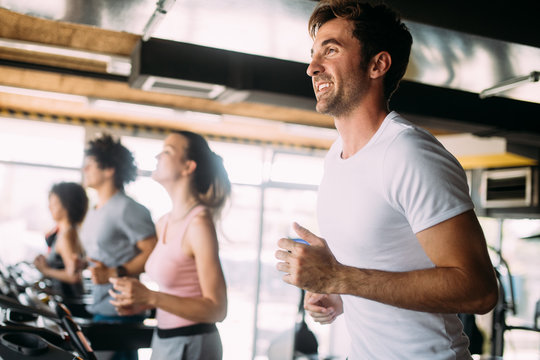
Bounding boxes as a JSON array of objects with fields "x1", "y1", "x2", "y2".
[
  {"x1": 0, "y1": 8, "x2": 139, "y2": 55},
  {"x1": 0, "y1": 65, "x2": 333, "y2": 128}
]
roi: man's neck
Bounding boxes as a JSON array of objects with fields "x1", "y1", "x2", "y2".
[
  {"x1": 95, "y1": 183, "x2": 119, "y2": 208},
  {"x1": 334, "y1": 106, "x2": 389, "y2": 159}
]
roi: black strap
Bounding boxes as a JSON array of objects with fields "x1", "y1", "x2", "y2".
[{"x1": 157, "y1": 323, "x2": 217, "y2": 338}]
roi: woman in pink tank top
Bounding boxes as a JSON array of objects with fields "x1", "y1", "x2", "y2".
[{"x1": 108, "y1": 130, "x2": 230, "y2": 360}]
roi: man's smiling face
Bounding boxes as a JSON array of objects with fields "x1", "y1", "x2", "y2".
[{"x1": 307, "y1": 18, "x2": 369, "y2": 117}]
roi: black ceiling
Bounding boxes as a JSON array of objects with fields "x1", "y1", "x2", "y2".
[
  {"x1": 352, "y1": 0, "x2": 540, "y2": 48},
  {"x1": 128, "y1": 38, "x2": 540, "y2": 155}
]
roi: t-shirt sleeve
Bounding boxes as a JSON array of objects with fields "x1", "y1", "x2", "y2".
[
  {"x1": 383, "y1": 129, "x2": 474, "y2": 234},
  {"x1": 121, "y1": 201, "x2": 156, "y2": 245}
]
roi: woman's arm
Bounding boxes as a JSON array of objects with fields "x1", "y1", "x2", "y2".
[
  {"x1": 36, "y1": 228, "x2": 82, "y2": 284},
  {"x1": 110, "y1": 213, "x2": 227, "y2": 323}
]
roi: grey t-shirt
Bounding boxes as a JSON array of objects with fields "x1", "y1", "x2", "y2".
[{"x1": 81, "y1": 191, "x2": 156, "y2": 316}]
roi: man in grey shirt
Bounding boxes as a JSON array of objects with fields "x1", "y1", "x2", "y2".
[{"x1": 81, "y1": 133, "x2": 156, "y2": 360}]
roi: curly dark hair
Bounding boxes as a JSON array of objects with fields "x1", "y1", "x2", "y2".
[
  {"x1": 309, "y1": 0, "x2": 413, "y2": 101},
  {"x1": 85, "y1": 133, "x2": 137, "y2": 190},
  {"x1": 50, "y1": 182, "x2": 89, "y2": 225}
]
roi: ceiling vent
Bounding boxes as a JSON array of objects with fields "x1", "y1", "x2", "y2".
[
  {"x1": 129, "y1": 39, "x2": 315, "y2": 109},
  {"x1": 480, "y1": 167, "x2": 538, "y2": 208},
  {"x1": 131, "y1": 75, "x2": 226, "y2": 99}
]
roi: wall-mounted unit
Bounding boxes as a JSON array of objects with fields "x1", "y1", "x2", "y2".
[
  {"x1": 133, "y1": 76, "x2": 227, "y2": 99},
  {"x1": 480, "y1": 167, "x2": 537, "y2": 208},
  {"x1": 129, "y1": 39, "x2": 316, "y2": 110}
]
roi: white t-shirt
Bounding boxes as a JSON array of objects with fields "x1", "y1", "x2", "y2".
[{"x1": 317, "y1": 112, "x2": 473, "y2": 359}]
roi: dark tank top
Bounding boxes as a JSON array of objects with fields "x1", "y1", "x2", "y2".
[{"x1": 45, "y1": 231, "x2": 84, "y2": 299}]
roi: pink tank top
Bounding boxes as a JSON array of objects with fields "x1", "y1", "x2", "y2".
[{"x1": 145, "y1": 205, "x2": 206, "y2": 329}]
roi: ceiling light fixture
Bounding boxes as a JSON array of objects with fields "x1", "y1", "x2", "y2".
[
  {"x1": 0, "y1": 38, "x2": 131, "y2": 76},
  {"x1": 0, "y1": 85, "x2": 88, "y2": 104},
  {"x1": 142, "y1": 0, "x2": 177, "y2": 41},
  {"x1": 479, "y1": 71, "x2": 539, "y2": 99},
  {"x1": 0, "y1": 85, "x2": 221, "y2": 123},
  {"x1": 179, "y1": 111, "x2": 222, "y2": 124},
  {"x1": 89, "y1": 99, "x2": 176, "y2": 117},
  {"x1": 90, "y1": 98, "x2": 222, "y2": 123},
  {"x1": 281, "y1": 123, "x2": 338, "y2": 140}
]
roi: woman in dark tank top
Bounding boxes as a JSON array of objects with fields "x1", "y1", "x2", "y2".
[{"x1": 34, "y1": 182, "x2": 88, "y2": 299}]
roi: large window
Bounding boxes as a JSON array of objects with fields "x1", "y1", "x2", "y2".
[
  {"x1": 0, "y1": 117, "x2": 84, "y2": 265},
  {"x1": 0, "y1": 117, "x2": 85, "y2": 167},
  {"x1": 121, "y1": 135, "x2": 171, "y2": 221}
]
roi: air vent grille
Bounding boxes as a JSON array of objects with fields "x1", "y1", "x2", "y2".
[
  {"x1": 137, "y1": 75, "x2": 226, "y2": 99},
  {"x1": 481, "y1": 167, "x2": 536, "y2": 208},
  {"x1": 486, "y1": 177, "x2": 526, "y2": 201}
]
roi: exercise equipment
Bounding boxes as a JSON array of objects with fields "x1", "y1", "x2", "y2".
[
  {"x1": 489, "y1": 247, "x2": 540, "y2": 357},
  {"x1": 1, "y1": 260, "x2": 155, "y2": 355},
  {"x1": 0, "y1": 294, "x2": 95, "y2": 359},
  {"x1": 0, "y1": 332, "x2": 79, "y2": 359},
  {"x1": 268, "y1": 289, "x2": 318, "y2": 360},
  {"x1": 293, "y1": 289, "x2": 318, "y2": 358},
  {"x1": 81, "y1": 321, "x2": 154, "y2": 351},
  {"x1": 0, "y1": 259, "x2": 96, "y2": 359}
]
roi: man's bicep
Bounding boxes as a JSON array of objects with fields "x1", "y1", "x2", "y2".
[
  {"x1": 417, "y1": 210, "x2": 499, "y2": 313},
  {"x1": 416, "y1": 210, "x2": 492, "y2": 271},
  {"x1": 136, "y1": 236, "x2": 157, "y2": 253}
]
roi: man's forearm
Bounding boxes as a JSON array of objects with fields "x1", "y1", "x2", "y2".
[
  {"x1": 332, "y1": 264, "x2": 497, "y2": 314},
  {"x1": 121, "y1": 252, "x2": 149, "y2": 276},
  {"x1": 120, "y1": 236, "x2": 157, "y2": 276}
]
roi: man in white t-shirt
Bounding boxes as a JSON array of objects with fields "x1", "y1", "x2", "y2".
[{"x1": 275, "y1": 1, "x2": 498, "y2": 359}]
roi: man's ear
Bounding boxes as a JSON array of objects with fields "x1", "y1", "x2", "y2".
[
  {"x1": 369, "y1": 51, "x2": 391, "y2": 79},
  {"x1": 104, "y1": 167, "x2": 115, "y2": 180}
]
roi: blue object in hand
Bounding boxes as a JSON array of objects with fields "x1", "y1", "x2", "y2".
[{"x1": 291, "y1": 238, "x2": 310, "y2": 245}]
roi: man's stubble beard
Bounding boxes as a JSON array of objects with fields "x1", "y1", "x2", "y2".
[{"x1": 316, "y1": 76, "x2": 367, "y2": 117}]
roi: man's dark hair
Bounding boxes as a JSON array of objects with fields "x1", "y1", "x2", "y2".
[
  {"x1": 85, "y1": 133, "x2": 137, "y2": 190},
  {"x1": 309, "y1": 0, "x2": 413, "y2": 101},
  {"x1": 50, "y1": 182, "x2": 88, "y2": 225}
]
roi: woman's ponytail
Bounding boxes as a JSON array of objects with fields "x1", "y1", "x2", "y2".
[{"x1": 175, "y1": 131, "x2": 231, "y2": 217}]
